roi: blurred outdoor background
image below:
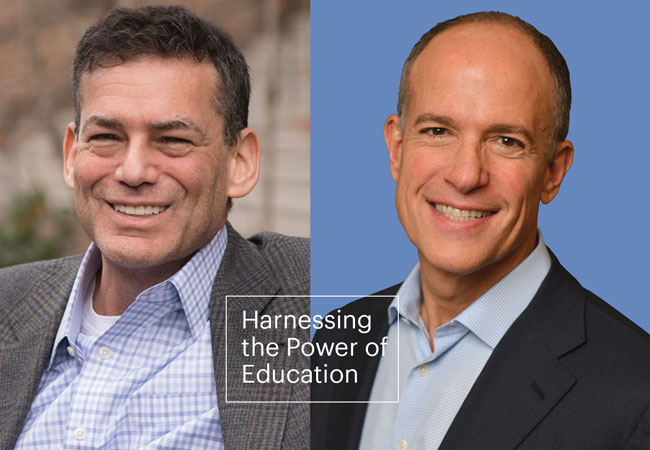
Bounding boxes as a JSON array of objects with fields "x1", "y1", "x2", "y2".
[{"x1": 0, "y1": 0, "x2": 310, "y2": 267}]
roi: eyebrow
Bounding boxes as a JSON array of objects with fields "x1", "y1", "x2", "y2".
[
  {"x1": 413, "y1": 114, "x2": 456, "y2": 128},
  {"x1": 413, "y1": 114, "x2": 535, "y2": 144},
  {"x1": 81, "y1": 116, "x2": 124, "y2": 134},
  {"x1": 81, "y1": 116, "x2": 207, "y2": 143}
]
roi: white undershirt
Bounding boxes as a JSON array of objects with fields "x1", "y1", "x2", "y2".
[{"x1": 80, "y1": 279, "x2": 121, "y2": 337}]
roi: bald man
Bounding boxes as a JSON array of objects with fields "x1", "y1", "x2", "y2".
[{"x1": 312, "y1": 12, "x2": 650, "y2": 450}]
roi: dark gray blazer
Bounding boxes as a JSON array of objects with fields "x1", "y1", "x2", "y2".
[
  {"x1": 0, "y1": 223, "x2": 310, "y2": 450},
  {"x1": 312, "y1": 250, "x2": 650, "y2": 449}
]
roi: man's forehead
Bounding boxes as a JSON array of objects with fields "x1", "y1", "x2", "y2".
[
  {"x1": 415, "y1": 21, "x2": 543, "y2": 72},
  {"x1": 407, "y1": 21, "x2": 554, "y2": 106},
  {"x1": 78, "y1": 55, "x2": 219, "y2": 95},
  {"x1": 76, "y1": 56, "x2": 220, "y2": 126},
  {"x1": 400, "y1": 20, "x2": 557, "y2": 140}
]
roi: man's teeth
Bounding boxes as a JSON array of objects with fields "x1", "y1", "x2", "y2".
[
  {"x1": 434, "y1": 203, "x2": 494, "y2": 221},
  {"x1": 112, "y1": 204, "x2": 168, "y2": 216}
]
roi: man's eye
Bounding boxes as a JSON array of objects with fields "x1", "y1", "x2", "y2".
[
  {"x1": 89, "y1": 134, "x2": 118, "y2": 141},
  {"x1": 499, "y1": 136, "x2": 524, "y2": 148},
  {"x1": 425, "y1": 127, "x2": 447, "y2": 136},
  {"x1": 160, "y1": 136, "x2": 191, "y2": 144}
]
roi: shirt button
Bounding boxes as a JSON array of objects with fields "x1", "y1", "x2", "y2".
[
  {"x1": 99, "y1": 346, "x2": 111, "y2": 360},
  {"x1": 417, "y1": 364, "x2": 429, "y2": 376},
  {"x1": 397, "y1": 439, "x2": 408, "y2": 450},
  {"x1": 400, "y1": 317, "x2": 410, "y2": 325},
  {"x1": 66, "y1": 346, "x2": 75, "y2": 357},
  {"x1": 73, "y1": 427, "x2": 86, "y2": 440}
]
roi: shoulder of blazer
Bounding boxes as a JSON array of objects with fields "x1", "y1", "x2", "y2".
[
  {"x1": 311, "y1": 282, "x2": 402, "y2": 450},
  {"x1": 0, "y1": 255, "x2": 81, "y2": 450},
  {"x1": 248, "y1": 229, "x2": 309, "y2": 294},
  {"x1": 0, "y1": 255, "x2": 82, "y2": 343},
  {"x1": 327, "y1": 282, "x2": 401, "y2": 319},
  {"x1": 517, "y1": 248, "x2": 650, "y2": 359},
  {"x1": 311, "y1": 282, "x2": 400, "y2": 368},
  {"x1": 215, "y1": 223, "x2": 309, "y2": 297}
]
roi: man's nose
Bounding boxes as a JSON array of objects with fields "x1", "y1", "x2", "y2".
[
  {"x1": 443, "y1": 138, "x2": 489, "y2": 194},
  {"x1": 114, "y1": 140, "x2": 159, "y2": 186}
]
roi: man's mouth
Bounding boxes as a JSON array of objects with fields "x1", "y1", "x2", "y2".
[
  {"x1": 433, "y1": 202, "x2": 496, "y2": 221},
  {"x1": 110, "y1": 203, "x2": 169, "y2": 216}
]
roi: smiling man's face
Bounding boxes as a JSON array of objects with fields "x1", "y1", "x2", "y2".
[
  {"x1": 64, "y1": 56, "x2": 233, "y2": 270},
  {"x1": 385, "y1": 22, "x2": 573, "y2": 286}
]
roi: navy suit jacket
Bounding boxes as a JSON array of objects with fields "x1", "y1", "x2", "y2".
[{"x1": 312, "y1": 250, "x2": 650, "y2": 449}]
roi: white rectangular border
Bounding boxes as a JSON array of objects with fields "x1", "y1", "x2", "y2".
[{"x1": 225, "y1": 295, "x2": 400, "y2": 404}]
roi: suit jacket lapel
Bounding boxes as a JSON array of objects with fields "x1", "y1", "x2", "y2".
[
  {"x1": 439, "y1": 251, "x2": 586, "y2": 450},
  {"x1": 210, "y1": 224, "x2": 295, "y2": 449},
  {"x1": 0, "y1": 256, "x2": 80, "y2": 450}
]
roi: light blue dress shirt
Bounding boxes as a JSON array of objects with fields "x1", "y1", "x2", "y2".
[
  {"x1": 359, "y1": 232, "x2": 551, "y2": 450},
  {"x1": 15, "y1": 226, "x2": 228, "y2": 449}
]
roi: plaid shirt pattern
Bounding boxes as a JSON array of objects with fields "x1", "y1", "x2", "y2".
[{"x1": 15, "y1": 226, "x2": 227, "y2": 449}]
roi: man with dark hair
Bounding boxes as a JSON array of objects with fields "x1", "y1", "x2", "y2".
[
  {"x1": 312, "y1": 11, "x2": 650, "y2": 449},
  {"x1": 0, "y1": 5, "x2": 308, "y2": 449}
]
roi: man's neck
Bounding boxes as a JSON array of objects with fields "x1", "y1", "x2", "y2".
[
  {"x1": 418, "y1": 236, "x2": 538, "y2": 348},
  {"x1": 92, "y1": 256, "x2": 191, "y2": 316}
]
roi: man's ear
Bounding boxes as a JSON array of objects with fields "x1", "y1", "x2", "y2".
[
  {"x1": 385, "y1": 114, "x2": 404, "y2": 182},
  {"x1": 63, "y1": 122, "x2": 78, "y2": 190},
  {"x1": 227, "y1": 128, "x2": 261, "y2": 198},
  {"x1": 541, "y1": 140, "x2": 574, "y2": 204}
]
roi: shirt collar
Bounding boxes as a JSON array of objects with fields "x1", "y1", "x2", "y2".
[
  {"x1": 48, "y1": 225, "x2": 227, "y2": 370},
  {"x1": 168, "y1": 225, "x2": 227, "y2": 338},
  {"x1": 388, "y1": 230, "x2": 551, "y2": 349}
]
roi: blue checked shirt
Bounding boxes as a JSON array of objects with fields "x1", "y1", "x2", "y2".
[
  {"x1": 359, "y1": 232, "x2": 551, "y2": 450},
  {"x1": 15, "y1": 226, "x2": 228, "y2": 449}
]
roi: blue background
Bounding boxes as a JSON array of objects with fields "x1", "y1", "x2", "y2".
[{"x1": 311, "y1": 1, "x2": 650, "y2": 332}]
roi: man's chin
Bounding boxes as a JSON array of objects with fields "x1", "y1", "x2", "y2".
[
  {"x1": 96, "y1": 241, "x2": 183, "y2": 271},
  {"x1": 418, "y1": 244, "x2": 494, "y2": 277},
  {"x1": 426, "y1": 260, "x2": 487, "y2": 277}
]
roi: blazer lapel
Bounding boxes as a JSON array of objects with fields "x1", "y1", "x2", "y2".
[
  {"x1": 210, "y1": 224, "x2": 296, "y2": 449},
  {"x1": 439, "y1": 252, "x2": 586, "y2": 450},
  {"x1": 0, "y1": 256, "x2": 80, "y2": 450}
]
